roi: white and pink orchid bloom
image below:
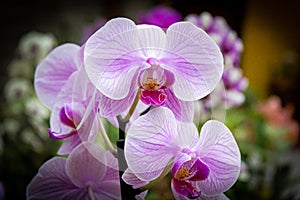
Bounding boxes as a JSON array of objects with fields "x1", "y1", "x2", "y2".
[
  {"x1": 34, "y1": 43, "x2": 100, "y2": 154},
  {"x1": 84, "y1": 17, "x2": 223, "y2": 122},
  {"x1": 26, "y1": 142, "x2": 120, "y2": 200},
  {"x1": 124, "y1": 107, "x2": 240, "y2": 199}
]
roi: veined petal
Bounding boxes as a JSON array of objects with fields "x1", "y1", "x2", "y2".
[
  {"x1": 49, "y1": 102, "x2": 85, "y2": 138},
  {"x1": 34, "y1": 43, "x2": 80, "y2": 109},
  {"x1": 163, "y1": 88, "x2": 194, "y2": 122},
  {"x1": 66, "y1": 142, "x2": 108, "y2": 188},
  {"x1": 93, "y1": 180, "x2": 121, "y2": 200},
  {"x1": 57, "y1": 134, "x2": 83, "y2": 155},
  {"x1": 102, "y1": 151, "x2": 119, "y2": 181},
  {"x1": 161, "y1": 22, "x2": 223, "y2": 101},
  {"x1": 136, "y1": 24, "x2": 166, "y2": 58},
  {"x1": 195, "y1": 120, "x2": 241, "y2": 195},
  {"x1": 99, "y1": 85, "x2": 138, "y2": 118},
  {"x1": 122, "y1": 168, "x2": 149, "y2": 189},
  {"x1": 175, "y1": 122, "x2": 199, "y2": 148},
  {"x1": 26, "y1": 157, "x2": 77, "y2": 200},
  {"x1": 125, "y1": 107, "x2": 180, "y2": 181},
  {"x1": 84, "y1": 18, "x2": 145, "y2": 99}
]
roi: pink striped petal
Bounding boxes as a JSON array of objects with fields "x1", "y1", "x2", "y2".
[
  {"x1": 161, "y1": 22, "x2": 224, "y2": 101},
  {"x1": 195, "y1": 120, "x2": 241, "y2": 195},
  {"x1": 66, "y1": 142, "x2": 108, "y2": 188},
  {"x1": 26, "y1": 157, "x2": 77, "y2": 200},
  {"x1": 34, "y1": 43, "x2": 80, "y2": 109},
  {"x1": 125, "y1": 107, "x2": 179, "y2": 181},
  {"x1": 84, "y1": 18, "x2": 144, "y2": 100},
  {"x1": 163, "y1": 88, "x2": 194, "y2": 122}
]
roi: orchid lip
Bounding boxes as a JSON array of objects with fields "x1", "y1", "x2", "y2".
[
  {"x1": 172, "y1": 149, "x2": 210, "y2": 182},
  {"x1": 172, "y1": 178, "x2": 201, "y2": 199},
  {"x1": 48, "y1": 128, "x2": 78, "y2": 140},
  {"x1": 140, "y1": 89, "x2": 167, "y2": 106}
]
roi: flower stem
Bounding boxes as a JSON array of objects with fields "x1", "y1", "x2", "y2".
[
  {"x1": 98, "y1": 116, "x2": 117, "y2": 155},
  {"x1": 123, "y1": 90, "x2": 140, "y2": 122},
  {"x1": 117, "y1": 116, "x2": 140, "y2": 199},
  {"x1": 88, "y1": 185, "x2": 95, "y2": 200}
]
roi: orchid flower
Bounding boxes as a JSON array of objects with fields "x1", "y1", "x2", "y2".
[
  {"x1": 34, "y1": 43, "x2": 101, "y2": 154},
  {"x1": 124, "y1": 107, "x2": 241, "y2": 199},
  {"x1": 185, "y1": 12, "x2": 248, "y2": 112},
  {"x1": 26, "y1": 142, "x2": 120, "y2": 200},
  {"x1": 84, "y1": 17, "x2": 224, "y2": 122}
]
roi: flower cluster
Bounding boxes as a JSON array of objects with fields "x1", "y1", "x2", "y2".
[
  {"x1": 26, "y1": 6, "x2": 242, "y2": 200},
  {"x1": 185, "y1": 12, "x2": 248, "y2": 117}
]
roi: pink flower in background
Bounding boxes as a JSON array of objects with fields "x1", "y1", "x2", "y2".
[
  {"x1": 84, "y1": 17, "x2": 223, "y2": 121},
  {"x1": 124, "y1": 107, "x2": 241, "y2": 199},
  {"x1": 26, "y1": 142, "x2": 120, "y2": 200},
  {"x1": 137, "y1": 5, "x2": 182, "y2": 30},
  {"x1": 34, "y1": 44, "x2": 100, "y2": 154},
  {"x1": 258, "y1": 95, "x2": 299, "y2": 141}
]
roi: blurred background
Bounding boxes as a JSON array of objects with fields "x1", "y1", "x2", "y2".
[{"x1": 0, "y1": 0, "x2": 300, "y2": 199}]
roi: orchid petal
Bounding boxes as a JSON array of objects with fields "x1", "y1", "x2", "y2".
[
  {"x1": 135, "y1": 190, "x2": 148, "y2": 200},
  {"x1": 102, "y1": 151, "x2": 120, "y2": 182},
  {"x1": 26, "y1": 157, "x2": 77, "y2": 200},
  {"x1": 171, "y1": 179, "x2": 201, "y2": 199},
  {"x1": 99, "y1": 85, "x2": 137, "y2": 118},
  {"x1": 122, "y1": 168, "x2": 149, "y2": 189},
  {"x1": 175, "y1": 122, "x2": 199, "y2": 148},
  {"x1": 34, "y1": 43, "x2": 80, "y2": 109},
  {"x1": 66, "y1": 142, "x2": 107, "y2": 188},
  {"x1": 56, "y1": 134, "x2": 83, "y2": 155},
  {"x1": 93, "y1": 180, "x2": 121, "y2": 200},
  {"x1": 125, "y1": 107, "x2": 179, "y2": 181},
  {"x1": 195, "y1": 120, "x2": 241, "y2": 195},
  {"x1": 163, "y1": 88, "x2": 194, "y2": 122},
  {"x1": 161, "y1": 22, "x2": 223, "y2": 101},
  {"x1": 136, "y1": 24, "x2": 166, "y2": 58},
  {"x1": 84, "y1": 18, "x2": 145, "y2": 99}
]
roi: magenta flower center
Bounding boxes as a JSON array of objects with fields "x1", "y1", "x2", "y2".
[{"x1": 139, "y1": 58, "x2": 173, "y2": 106}]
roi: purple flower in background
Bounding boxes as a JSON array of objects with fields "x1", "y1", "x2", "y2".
[
  {"x1": 84, "y1": 17, "x2": 223, "y2": 121},
  {"x1": 185, "y1": 12, "x2": 244, "y2": 67},
  {"x1": 222, "y1": 64, "x2": 248, "y2": 107},
  {"x1": 34, "y1": 44, "x2": 100, "y2": 154},
  {"x1": 124, "y1": 107, "x2": 241, "y2": 199},
  {"x1": 186, "y1": 12, "x2": 248, "y2": 109},
  {"x1": 137, "y1": 5, "x2": 182, "y2": 30},
  {"x1": 27, "y1": 142, "x2": 120, "y2": 200}
]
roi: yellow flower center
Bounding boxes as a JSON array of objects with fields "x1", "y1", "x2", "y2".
[
  {"x1": 175, "y1": 167, "x2": 190, "y2": 180},
  {"x1": 142, "y1": 77, "x2": 160, "y2": 91}
]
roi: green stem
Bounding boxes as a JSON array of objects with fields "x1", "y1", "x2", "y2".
[
  {"x1": 88, "y1": 186, "x2": 95, "y2": 200},
  {"x1": 98, "y1": 116, "x2": 117, "y2": 156},
  {"x1": 123, "y1": 90, "x2": 140, "y2": 122}
]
